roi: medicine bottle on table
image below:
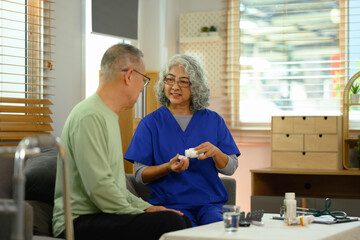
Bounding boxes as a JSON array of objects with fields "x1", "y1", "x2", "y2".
[
  {"x1": 287, "y1": 215, "x2": 314, "y2": 226},
  {"x1": 284, "y1": 192, "x2": 297, "y2": 223}
]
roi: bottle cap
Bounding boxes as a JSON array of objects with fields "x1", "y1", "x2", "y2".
[
  {"x1": 285, "y1": 192, "x2": 295, "y2": 199},
  {"x1": 307, "y1": 215, "x2": 314, "y2": 223}
]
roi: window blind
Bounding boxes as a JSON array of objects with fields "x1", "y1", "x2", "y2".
[
  {"x1": 0, "y1": 0, "x2": 55, "y2": 146},
  {"x1": 224, "y1": 0, "x2": 240, "y2": 127},
  {"x1": 225, "y1": 0, "x2": 360, "y2": 130}
]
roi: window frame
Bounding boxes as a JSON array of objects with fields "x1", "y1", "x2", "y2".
[{"x1": 225, "y1": 0, "x2": 360, "y2": 131}]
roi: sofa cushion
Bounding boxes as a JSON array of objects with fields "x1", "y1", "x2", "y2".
[
  {"x1": 25, "y1": 147, "x2": 58, "y2": 205},
  {"x1": 27, "y1": 200, "x2": 53, "y2": 236},
  {"x1": 0, "y1": 155, "x2": 14, "y2": 199}
]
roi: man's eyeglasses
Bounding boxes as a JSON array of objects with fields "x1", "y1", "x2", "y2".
[
  {"x1": 122, "y1": 69, "x2": 151, "y2": 87},
  {"x1": 164, "y1": 76, "x2": 191, "y2": 88}
]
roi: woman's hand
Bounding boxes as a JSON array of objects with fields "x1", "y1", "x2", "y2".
[
  {"x1": 168, "y1": 154, "x2": 189, "y2": 173},
  {"x1": 141, "y1": 154, "x2": 189, "y2": 183},
  {"x1": 194, "y1": 142, "x2": 221, "y2": 160},
  {"x1": 195, "y1": 142, "x2": 228, "y2": 169},
  {"x1": 145, "y1": 205, "x2": 184, "y2": 216}
]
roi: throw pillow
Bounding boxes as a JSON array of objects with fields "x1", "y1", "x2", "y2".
[{"x1": 24, "y1": 147, "x2": 58, "y2": 205}]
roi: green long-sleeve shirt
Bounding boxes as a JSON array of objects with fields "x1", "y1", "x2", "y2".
[{"x1": 52, "y1": 93, "x2": 151, "y2": 237}]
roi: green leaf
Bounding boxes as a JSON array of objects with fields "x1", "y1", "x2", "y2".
[{"x1": 350, "y1": 82, "x2": 360, "y2": 94}]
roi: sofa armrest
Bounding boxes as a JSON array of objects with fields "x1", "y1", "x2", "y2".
[
  {"x1": 125, "y1": 174, "x2": 236, "y2": 205},
  {"x1": 1, "y1": 147, "x2": 63, "y2": 240},
  {"x1": 126, "y1": 174, "x2": 151, "y2": 201},
  {"x1": 0, "y1": 199, "x2": 33, "y2": 240},
  {"x1": 221, "y1": 177, "x2": 236, "y2": 205}
]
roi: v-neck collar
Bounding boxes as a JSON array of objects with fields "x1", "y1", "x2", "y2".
[{"x1": 162, "y1": 106, "x2": 198, "y2": 135}]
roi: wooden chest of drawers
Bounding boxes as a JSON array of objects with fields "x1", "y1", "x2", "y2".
[{"x1": 271, "y1": 116, "x2": 343, "y2": 170}]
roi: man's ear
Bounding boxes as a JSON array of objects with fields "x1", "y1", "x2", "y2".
[{"x1": 122, "y1": 69, "x2": 133, "y2": 86}]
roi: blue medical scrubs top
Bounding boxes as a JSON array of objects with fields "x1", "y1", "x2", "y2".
[{"x1": 125, "y1": 106, "x2": 240, "y2": 207}]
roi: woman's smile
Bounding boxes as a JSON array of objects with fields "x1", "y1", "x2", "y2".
[{"x1": 170, "y1": 92, "x2": 182, "y2": 98}]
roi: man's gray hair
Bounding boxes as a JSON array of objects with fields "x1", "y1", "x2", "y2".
[
  {"x1": 155, "y1": 54, "x2": 210, "y2": 112},
  {"x1": 100, "y1": 43, "x2": 144, "y2": 79}
]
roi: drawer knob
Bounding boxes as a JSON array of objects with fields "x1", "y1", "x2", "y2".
[
  {"x1": 286, "y1": 134, "x2": 290, "y2": 137},
  {"x1": 324, "y1": 116, "x2": 328, "y2": 120},
  {"x1": 302, "y1": 116, "x2": 306, "y2": 120},
  {"x1": 319, "y1": 134, "x2": 323, "y2": 138},
  {"x1": 302, "y1": 152, "x2": 306, "y2": 155},
  {"x1": 304, "y1": 183, "x2": 311, "y2": 190},
  {"x1": 281, "y1": 116, "x2": 285, "y2": 120}
]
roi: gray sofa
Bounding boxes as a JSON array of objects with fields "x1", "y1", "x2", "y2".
[
  {"x1": 0, "y1": 147, "x2": 236, "y2": 240},
  {"x1": 0, "y1": 147, "x2": 60, "y2": 240}
]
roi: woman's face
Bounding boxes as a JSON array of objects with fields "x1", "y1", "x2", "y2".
[{"x1": 164, "y1": 65, "x2": 192, "y2": 109}]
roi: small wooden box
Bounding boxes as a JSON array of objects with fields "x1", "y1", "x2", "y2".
[{"x1": 271, "y1": 116, "x2": 343, "y2": 170}]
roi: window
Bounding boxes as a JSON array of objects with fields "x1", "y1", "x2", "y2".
[
  {"x1": 85, "y1": 1, "x2": 146, "y2": 118},
  {"x1": 85, "y1": 0, "x2": 134, "y2": 97},
  {"x1": 226, "y1": 0, "x2": 360, "y2": 130},
  {"x1": 0, "y1": 0, "x2": 54, "y2": 146}
]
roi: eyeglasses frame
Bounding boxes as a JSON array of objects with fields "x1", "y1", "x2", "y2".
[
  {"x1": 122, "y1": 68, "x2": 151, "y2": 87},
  {"x1": 163, "y1": 76, "x2": 192, "y2": 88}
]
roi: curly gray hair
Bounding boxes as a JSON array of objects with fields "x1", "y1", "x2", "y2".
[{"x1": 155, "y1": 54, "x2": 210, "y2": 112}]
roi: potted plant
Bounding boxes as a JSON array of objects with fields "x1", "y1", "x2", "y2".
[
  {"x1": 350, "y1": 82, "x2": 360, "y2": 104},
  {"x1": 200, "y1": 26, "x2": 209, "y2": 37},
  {"x1": 209, "y1": 25, "x2": 218, "y2": 36}
]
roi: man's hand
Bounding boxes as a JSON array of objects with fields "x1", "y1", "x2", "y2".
[{"x1": 145, "y1": 206, "x2": 184, "y2": 215}]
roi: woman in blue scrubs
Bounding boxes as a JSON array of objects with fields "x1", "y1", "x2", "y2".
[{"x1": 125, "y1": 54, "x2": 240, "y2": 227}]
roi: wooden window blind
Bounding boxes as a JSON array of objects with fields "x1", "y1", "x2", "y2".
[
  {"x1": 0, "y1": 0, "x2": 55, "y2": 146},
  {"x1": 224, "y1": 0, "x2": 240, "y2": 127},
  {"x1": 225, "y1": 0, "x2": 360, "y2": 130}
]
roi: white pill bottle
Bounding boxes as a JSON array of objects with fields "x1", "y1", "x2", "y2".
[
  {"x1": 185, "y1": 148, "x2": 204, "y2": 158},
  {"x1": 284, "y1": 192, "x2": 297, "y2": 223}
]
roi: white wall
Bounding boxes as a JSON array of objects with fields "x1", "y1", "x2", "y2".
[
  {"x1": 231, "y1": 145, "x2": 271, "y2": 213},
  {"x1": 138, "y1": 0, "x2": 224, "y2": 71},
  {"x1": 52, "y1": 0, "x2": 84, "y2": 137},
  {"x1": 138, "y1": 0, "x2": 165, "y2": 71}
]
